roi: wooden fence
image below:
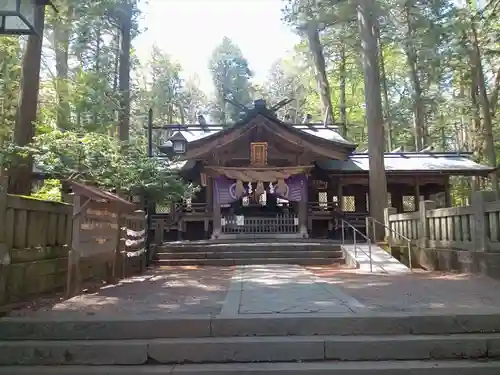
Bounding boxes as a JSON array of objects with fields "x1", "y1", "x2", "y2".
[
  {"x1": 66, "y1": 181, "x2": 146, "y2": 298},
  {"x1": 385, "y1": 190, "x2": 500, "y2": 275},
  {"x1": 0, "y1": 189, "x2": 72, "y2": 305},
  {"x1": 0, "y1": 180, "x2": 146, "y2": 307}
]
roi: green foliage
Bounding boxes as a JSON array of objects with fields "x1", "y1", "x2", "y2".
[
  {"x1": 32, "y1": 179, "x2": 63, "y2": 202},
  {"x1": 30, "y1": 131, "x2": 195, "y2": 203},
  {"x1": 133, "y1": 46, "x2": 207, "y2": 128},
  {"x1": 208, "y1": 37, "x2": 254, "y2": 124}
]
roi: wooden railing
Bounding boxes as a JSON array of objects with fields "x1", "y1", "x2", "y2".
[
  {"x1": 386, "y1": 191, "x2": 498, "y2": 251},
  {"x1": 308, "y1": 202, "x2": 336, "y2": 212},
  {"x1": 179, "y1": 202, "x2": 208, "y2": 214},
  {"x1": 222, "y1": 214, "x2": 298, "y2": 235},
  {"x1": 0, "y1": 181, "x2": 147, "y2": 307}
]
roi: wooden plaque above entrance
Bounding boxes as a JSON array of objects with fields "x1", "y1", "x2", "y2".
[{"x1": 250, "y1": 142, "x2": 268, "y2": 166}]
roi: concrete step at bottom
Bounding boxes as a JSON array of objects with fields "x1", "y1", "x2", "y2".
[
  {"x1": 157, "y1": 250, "x2": 344, "y2": 260},
  {"x1": 5, "y1": 314, "x2": 500, "y2": 340},
  {"x1": 1, "y1": 334, "x2": 499, "y2": 365},
  {"x1": 157, "y1": 257, "x2": 345, "y2": 266},
  {"x1": 4, "y1": 361, "x2": 500, "y2": 375}
]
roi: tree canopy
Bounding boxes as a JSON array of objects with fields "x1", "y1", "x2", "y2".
[{"x1": 1, "y1": 0, "x2": 499, "y2": 204}]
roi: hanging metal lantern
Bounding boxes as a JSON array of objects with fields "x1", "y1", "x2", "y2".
[{"x1": 0, "y1": 0, "x2": 54, "y2": 35}]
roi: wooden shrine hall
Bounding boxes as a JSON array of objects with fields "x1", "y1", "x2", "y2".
[{"x1": 152, "y1": 99, "x2": 494, "y2": 242}]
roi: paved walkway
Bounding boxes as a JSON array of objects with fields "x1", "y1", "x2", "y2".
[
  {"x1": 221, "y1": 265, "x2": 364, "y2": 315},
  {"x1": 7, "y1": 264, "x2": 500, "y2": 319}
]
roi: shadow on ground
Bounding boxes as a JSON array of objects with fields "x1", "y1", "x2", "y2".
[
  {"x1": 8, "y1": 266, "x2": 234, "y2": 318},
  {"x1": 308, "y1": 266, "x2": 500, "y2": 312}
]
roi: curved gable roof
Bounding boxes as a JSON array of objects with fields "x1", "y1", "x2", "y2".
[{"x1": 177, "y1": 108, "x2": 357, "y2": 161}]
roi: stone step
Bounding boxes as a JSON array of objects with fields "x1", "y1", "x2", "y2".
[
  {"x1": 158, "y1": 243, "x2": 342, "y2": 253},
  {"x1": 3, "y1": 312, "x2": 500, "y2": 340},
  {"x1": 1, "y1": 334, "x2": 499, "y2": 365},
  {"x1": 157, "y1": 257, "x2": 344, "y2": 266},
  {"x1": 157, "y1": 250, "x2": 344, "y2": 260},
  {"x1": 4, "y1": 361, "x2": 500, "y2": 374}
]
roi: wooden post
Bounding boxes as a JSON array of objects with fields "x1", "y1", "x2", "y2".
[
  {"x1": 66, "y1": 195, "x2": 82, "y2": 298},
  {"x1": 211, "y1": 179, "x2": 221, "y2": 239},
  {"x1": 471, "y1": 190, "x2": 496, "y2": 253},
  {"x1": 298, "y1": 175, "x2": 309, "y2": 238},
  {"x1": 444, "y1": 177, "x2": 451, "y2": 207},
  {"x1": 414, "y1": 176, "x2": 420, "y2": 211},
  {"x1": 113, "y1": 213, "x2": 124, "y2": 280},
  {"x1": 0, "y1": 179, "x2": 9, "y2": 305},
  {"x1": 384, "y1": 207, "x2": 397, "y2": 245},
  {"x1": 418, "y1": 200, "x2": 436, "y2": 249}
]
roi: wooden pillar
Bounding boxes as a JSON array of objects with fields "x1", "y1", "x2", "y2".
[
  {"x1": 392, "y1": 189, "x2": 404, "y2": 213},
  {"x1": 206, "y1": 176, "x2": 213, "y2": 238},
  {"x1": 299, "y1": 175, "x2": 309, "y2": 238},
  {"x1": 0, "y1": 181, "x2": 8, "y2": 305},
  {"x1": 444, "y1": 176, "x2": 451, "y2": 207},
  {"x1": 211, "y1": 178, "x2": 221, "y2": 239},
  {"x1": 414, "y1": 176, "x2": 420, "y2": 212},
  {"x1": 337, "y1": 180, "x2": 343, "y2": 209},
  {"x1": 354, "y1": 191, "x2": 367, "y2": 213}
]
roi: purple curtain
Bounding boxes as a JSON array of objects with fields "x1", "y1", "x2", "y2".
[{"x1": 213, "y1": 174, "x2": 307, "y2": 205}]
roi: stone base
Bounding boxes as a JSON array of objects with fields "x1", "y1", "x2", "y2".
[{"x1": 414, "y1": 247, "x2": 500, "y2": 278}]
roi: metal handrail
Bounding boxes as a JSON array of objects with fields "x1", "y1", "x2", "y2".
[
  {"x1": 339, "y1": 218, "x2": 376, "y2": 273},
  {"x1": 365, "y1": 216, "x2": 413, "y2": 271}
]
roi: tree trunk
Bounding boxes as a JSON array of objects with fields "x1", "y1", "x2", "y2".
[
  {"x1": 469, "y1": 23, "x2": 498, "y2": 194},
  {"x1": 404, "y1": 1, "x2": 426, "y2": 151},
  {"x1": 339, "y1": 39, "x2": 347, "y2": 137},
  {"x1": 305, "y1": 23, "x2": 335, "y2": 124},
  {"x1": 8, "y1": 4, "x2": 45, "y2": 195},
  {"x1": 93, "y1": 25, "x2": 101, "y2": 127},
  {"x1": 358, "y1": 0, "x2": 388, "y2": 240},
  {"x1": 53, "y1": 3, "x2": 73, "y2": 130},
  {"x1": 118, "y1": 3, "x2": 132, "y2": 142},
  {"x1": 376, "y1": 24, "x2": 392, "y2": 151}
]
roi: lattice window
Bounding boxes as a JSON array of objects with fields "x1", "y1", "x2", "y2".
[
  {"x1": 155, "y1": 203, "x2": 171, "y2": 214},
  {"x1": 318, "y1": 191, "x2": 328, "y2": 208},
  {"x1": 403, "y1": 196, "x2": 415, "y2": 212},
  {"x1": 342, "y1": 196, "x2": 355, "y2": 212}
]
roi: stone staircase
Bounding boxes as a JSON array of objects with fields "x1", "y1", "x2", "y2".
[
  {"x1": 2, "y1": 312, "x2": 500, "y2": 373},
  {"x1": 156, "y1": 240, "x2": 345, "y2": 266}
]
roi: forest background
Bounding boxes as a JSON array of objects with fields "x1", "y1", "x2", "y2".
[{"x1": 0, "y1": 0, "x2": 499, "y2": 205}]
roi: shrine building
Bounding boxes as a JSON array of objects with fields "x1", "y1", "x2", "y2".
[{"x1": 152, "y1": 99, "x2": 493, "y2": 242}]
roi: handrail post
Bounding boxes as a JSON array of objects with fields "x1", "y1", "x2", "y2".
[
  {"x1": 354, "y1": 228, "x2": 357, "y2": 257},
  {"x1": 369, "y1": 240, "x2": 373, "y2": 272},
  {"x1": 372, "y1": 219, "x2": 376, "y2": 244},
  {"x1": 408, "y1": 243, "x2": 413, "y2": 271},
  {"x1": 341, "y1": 219, "x2": 344, "y2": 245}
]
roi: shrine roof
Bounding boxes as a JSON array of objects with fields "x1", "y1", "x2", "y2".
[
  {"x1": 173, "y1": 123, "x2": 350, "y2": 145},
  {"x1": 316, "y1": 152, "x2": 494, "y2": 175}
]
